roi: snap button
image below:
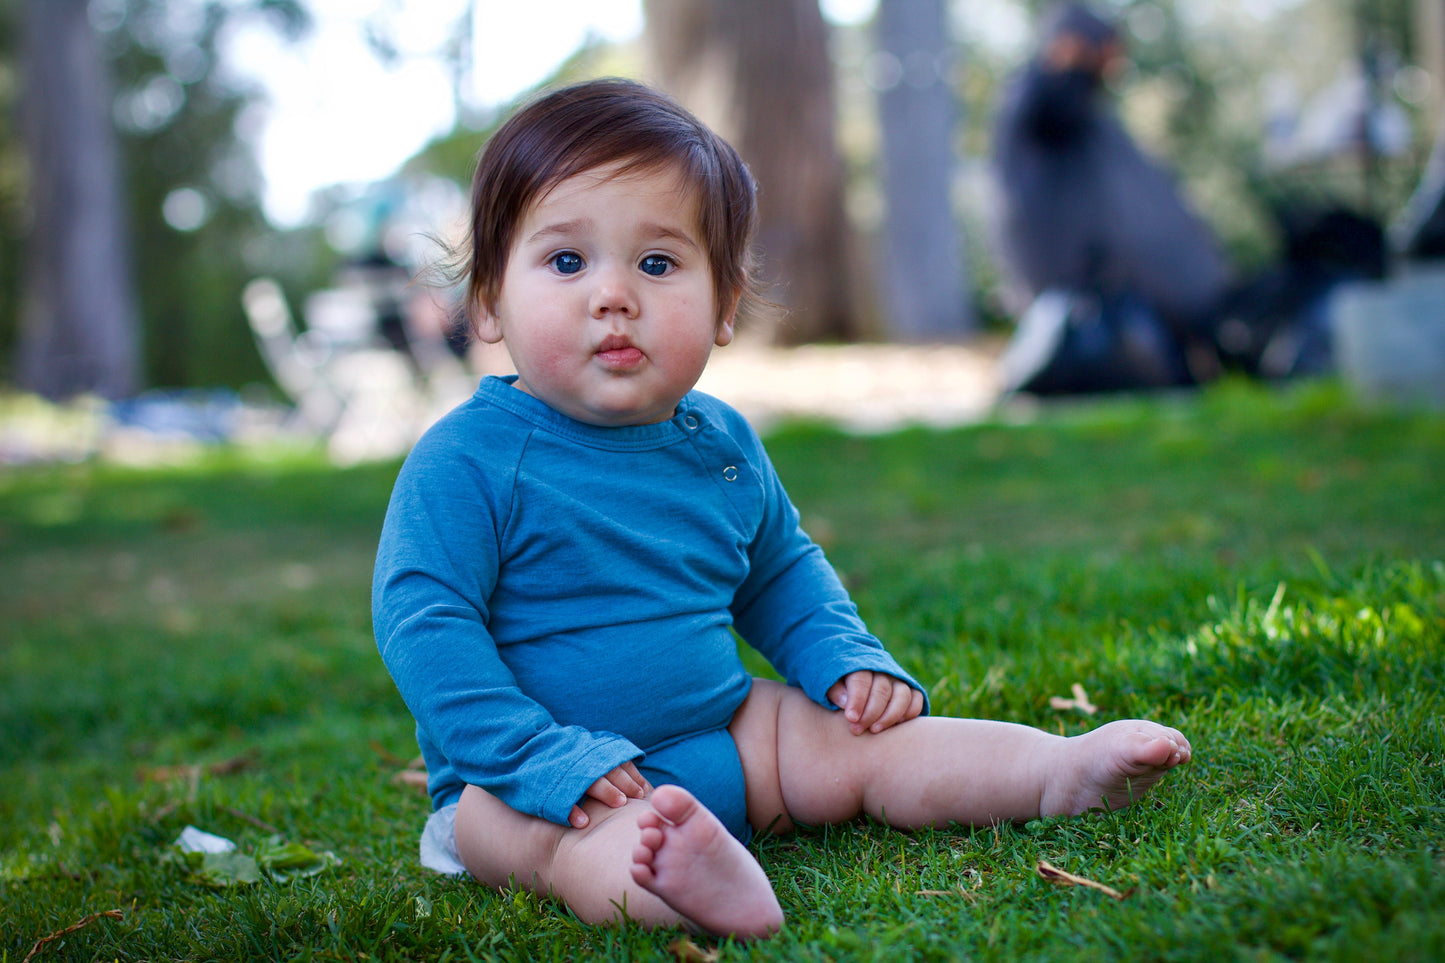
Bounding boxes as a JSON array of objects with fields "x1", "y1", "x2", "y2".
[
  {"x1": 683, "y1": 414, "x2": 699, "y2": 430},
  {"x1": 722, "y1": 465, "x2": 738, "y2": 482}
]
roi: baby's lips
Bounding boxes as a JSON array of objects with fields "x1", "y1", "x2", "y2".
[
  {"x1": 597, "y1": 333, "x2": 636, "y2": 353},
  {"x1": 597, "y1": 345, "x2": 645, "y2": 367}
]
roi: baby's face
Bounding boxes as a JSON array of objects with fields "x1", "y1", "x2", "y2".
[{"x1": 478, "y1": 161, "x2": 733, "y2": 427}]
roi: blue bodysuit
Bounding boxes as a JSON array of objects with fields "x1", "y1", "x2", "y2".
[{"x1": 372, "y1": 376, "x2": 926, "y2": 841}]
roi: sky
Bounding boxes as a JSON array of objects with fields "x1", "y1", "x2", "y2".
[{"x1": 230, "y1": 0, "x2": 881, "y2": 226}]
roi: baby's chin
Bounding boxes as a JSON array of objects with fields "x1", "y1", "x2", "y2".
[
  {"x1": 509, "y1": 371, "x2": 692, "y2": 427},
  {"x1": 582, "y1": 405, "x2": 679, "y2": 427},
  {"x1": 558, "y1": 394, "x2": 681, "y2": 428}
]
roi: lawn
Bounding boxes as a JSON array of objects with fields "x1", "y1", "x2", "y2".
[{"x1": 2, "y1": 379, "x2": 1442, "y2": 962}]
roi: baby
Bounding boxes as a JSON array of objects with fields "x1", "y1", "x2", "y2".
[{"x1": 372, "y1": 78, "x2": 1190, "y2": 940}]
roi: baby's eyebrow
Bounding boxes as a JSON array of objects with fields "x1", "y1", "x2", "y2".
[
  {"x1": 524, "y1": 219, "x2": 702, "y2": 251},
  {"x1": 526, "y1": 219, "x2": 590, "y2": 245},
  {"x1": 638, "y1": 222, "x2": 703, "y2": 251},
  {"x1": 632, "y1": 219, "x2": 705, "y2": 251}
]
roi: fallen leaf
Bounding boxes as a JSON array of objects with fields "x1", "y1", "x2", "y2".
[
  {"x1": 175, "y1": 825, "x2": 235, "y2": 855},
  {"x1": 1036, "y1": 859, "x2": 1128, "y2": 900},
  {"x1": 1048, "y1": 683, "x2": 1098, "y2": 716},
  {"x1": 169, "y1": 829, "x2": 338, "y2": 887},
  {"x1": 206, "y1": 751, "x2": 260, "y2": 775},
  {"x1": 668, "y1": 938, "x2": 721, "y2": 962},
  {"x1": 140, "y1": 763, "x2": 198, "y2": 783},
  {"x1": 138, "y1": 750, "x2": 258, "y2": 783},
  {"x1": 385, "y1": 750, "x2": 427, "y2": 792},
  {"x1": 392, "y1": 769, "x2": 430, "y2": 792},
  {"x1": 186, "y1": 850, "x2": 262, "y2": 888},
  {"x1": 256, "y1": 835, "x2": 342, "y2": 881}
]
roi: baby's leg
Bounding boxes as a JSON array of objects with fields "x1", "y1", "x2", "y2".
[
  {"x1": 453, "y1": 784, "x2": 780, "y2": 939},
  {"x1": 731, "y1": 679, "x2": 1190, "y2": 832}
]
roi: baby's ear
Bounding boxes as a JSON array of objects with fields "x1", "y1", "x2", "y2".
[
  {"x1": 474, "y1": 298, "x2": 505, "y2": 344},
  {"x1": 714, "y1": 295, "x2": 739, "y2": 347}
]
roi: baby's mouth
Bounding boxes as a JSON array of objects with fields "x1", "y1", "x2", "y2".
[{"x1": 596, "y1": 335, "x2": 644, "y2": 368}]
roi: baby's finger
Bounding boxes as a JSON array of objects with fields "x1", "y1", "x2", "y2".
[
  {"x1": 870, "y1": 681, "x2": 921, "y2": 733},
  {"x1": 612, "y1": 761, "x2": 650, "y2": 798},
  {"x1": 584, "y1": 774, "x2": 628, "y2": 808},
  {"x1": 854, "y1": 673, "x2": 895, "y2": 732},
  {"x1": 909, "y1": 687, "x2": 925, "y2": 720},
  {"x1": 569, "y1": 804, "x2": 589, "y2": 829},
  {"x1": 845, "y1": 672, "x2": 875, "y2": 724}
]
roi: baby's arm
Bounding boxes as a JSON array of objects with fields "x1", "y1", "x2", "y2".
[
  {"x1": 827, "y1": 671, "x2": 925, "y2": 736},
  {"x1": 374, "y1": 422, "x2": 646, "y2": 825},
  {"x1": 707, "y1": 397, "x2": 930, "y2": 715}
]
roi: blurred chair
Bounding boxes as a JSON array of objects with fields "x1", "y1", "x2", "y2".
[{"x1": 242, "y1": 277, "x2": 422, "y2": 463}]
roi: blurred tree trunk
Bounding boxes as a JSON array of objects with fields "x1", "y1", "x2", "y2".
[
  {"x1": 1393, "y1": 0, "x2": 1445, "y2": 256},
  {"x1": 1415, "y1": 0, "x2": 1444, "y2": 130},
  {"x1": 18, "y1": 0, "x2": 140, "y2": 400},
  {"x1": 875, "y1": 0, "x2": 975, "y2": 340},
  {"x1": 644, "y1": 0, "x2": 863, "y2": 343}
]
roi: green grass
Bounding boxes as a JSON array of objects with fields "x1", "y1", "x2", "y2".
[{"x1": 2, "y1": 379, "x2": 1442, "y2": 961}]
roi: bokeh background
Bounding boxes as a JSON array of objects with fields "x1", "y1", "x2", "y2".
[{"x1": 0, "y1": 0, "x2": 1439, "y2": 431}]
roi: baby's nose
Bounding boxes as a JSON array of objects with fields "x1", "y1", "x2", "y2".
[{"x1": 589, "y1": 265, "x2": 640, "y2": 318}]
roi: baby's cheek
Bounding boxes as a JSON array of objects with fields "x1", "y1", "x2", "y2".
[{"x1": 520, "y1": 332, "x2": 581, "y2": 379}]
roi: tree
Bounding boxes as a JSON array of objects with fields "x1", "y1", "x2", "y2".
[
  {"x1": 644, "y1": 0, "x2": 864, "y2": 343},
  {"x1": 2, "y1": 0, "x2": 317, "y2": 397},
  {"x1": 875, "y1": 0, "x2": 975, "y2": 340},
  {"x1": 17, "y1": 0, "x2": 140, "y2": 400},
  {"x1": 106, "y1": 0, "x2": 314, "y2": 390},
  {"x1": 1393, "y1": 0, "x2": 1445, "y2": 255}
]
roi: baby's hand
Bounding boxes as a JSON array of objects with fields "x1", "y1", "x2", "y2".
[
  {"x1": 828, "y1": 671, "x2": 924, "y2": 736},
  {"x1": 569, "y1": 761, "x2": 651, "y2": 828}
]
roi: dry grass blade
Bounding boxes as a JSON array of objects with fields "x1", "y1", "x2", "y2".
[
  {"x1": 1036, "y1": 859, "x2": 1128, "y2": 900},
  {"x1": 219, "y1": 805, "x2": 283, "y2": 835},
  {"x1": 23, "y1": 909, "x2": 124, "y2": 963}
]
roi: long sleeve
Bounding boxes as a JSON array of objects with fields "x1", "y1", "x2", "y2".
[
  {"x1": 720, "y1": 407, "x2": 929, "y2": 714},
  {"x1": 372, "y1": 415, "x2": 642, "y2": 822}
]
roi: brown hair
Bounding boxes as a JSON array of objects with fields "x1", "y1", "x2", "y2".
[{"x1": 464, "y1": 78, "x2": 760, "y2": 332}]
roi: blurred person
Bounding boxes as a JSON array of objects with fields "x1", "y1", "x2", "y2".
[
  {"x1": 990, "y1": 2, "x2": 1230, "y2": 356},
  {"x1": 334, "y1": 247, "x2": 415, "y2": 356}
]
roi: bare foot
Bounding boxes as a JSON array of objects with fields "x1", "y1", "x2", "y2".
[
  {"x1": 629, "y1": 785, "x2": 784, "y2": 940},
  {"x1": 1040, "y1": 719, "x2": 1192, "y2": 816}
]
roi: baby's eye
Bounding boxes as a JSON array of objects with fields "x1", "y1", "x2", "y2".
[
  {"x1": 550, "y1": 251, "x2": 584, "y2": 275},
  {"x1": 639, "y1": 254, "x2": 675, "y2": 277}
]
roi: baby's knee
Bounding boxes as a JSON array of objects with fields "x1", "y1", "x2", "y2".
[
  {"x1": 772, "y1": 688, "x2": 877, "y2": 824},
  {"x1": 455, "y1": 785, "x2": 570, "y2": 889}
]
